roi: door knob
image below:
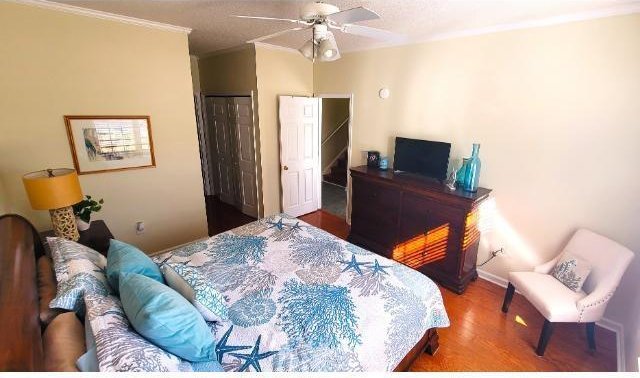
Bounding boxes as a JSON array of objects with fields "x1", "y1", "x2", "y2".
[{"x1": 283, "y1": 166, "x2": 289, "y2": 170}]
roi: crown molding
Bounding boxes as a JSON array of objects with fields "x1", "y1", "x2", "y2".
[
  {"x1": 343, "y1": 2, "x2": 640, "y2": 54},
  {"x1": 8, "y1": 0, "x2": 192, "y2": 34}
]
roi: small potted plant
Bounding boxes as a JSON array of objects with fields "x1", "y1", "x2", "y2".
[{"x1": 73, "y1": 195, "x2": 104, "y2": 231}]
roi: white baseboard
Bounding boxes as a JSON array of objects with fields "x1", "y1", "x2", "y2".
[
  {"x1": 477, "y1": 268, "x2": 509, "y2": 288},
  {"x1": 476, "y1": 268, "x2": 626, "y2": 372},
  {"x1": 596, "y1": 318, "x2": 625, "y2": 372}
]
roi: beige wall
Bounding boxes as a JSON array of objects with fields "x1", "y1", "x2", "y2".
[
  {"x1": 255, "y1": 46, "x2": 314, "y2": 216},
  {"x1": 198, "y1": 47, "x2": 257, "y2": 94},
  {"x1": 321, "y1": 98, "x2": 350, "y2": 140},
  {"x1": 315, "y1": 14, "x2": 640, "y2": 370},
  {"x1": 321, "y1": 98, "x2": 350, "y2": 171},
  {"x1": 0, "y1": 175, "x2": 8, "y2": 215},
  {"x1": 0, "y1": 2, "x2": 207, "y2": 252}
]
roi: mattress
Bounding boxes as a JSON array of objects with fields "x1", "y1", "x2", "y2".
[{"x1": 153, "y1": 213, "x2": 450, "y2": 372}]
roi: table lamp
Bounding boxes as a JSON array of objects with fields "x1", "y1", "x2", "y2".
[{"x1": 23, "y1": 168, "x2": 83, "y2": 241}]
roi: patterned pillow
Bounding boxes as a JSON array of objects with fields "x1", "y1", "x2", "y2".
[
  {"x1": 47, "y1": 237, "x2": 111, "y2": 314},
  {"x1": 551, "y1": 253, "x2": 592, "y2": 292},
  {"x1": 161, "y1": 262, "x2": 229, "y2": 322},
  {"x1": 84, "y1": 294, "x2": 222, "y2": 372}
]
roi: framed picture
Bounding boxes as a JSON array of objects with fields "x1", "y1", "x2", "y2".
[{"x1": 64, "y1": 116, "x2": 156, "y2": 175}]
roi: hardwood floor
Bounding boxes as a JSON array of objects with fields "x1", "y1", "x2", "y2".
[
  {"x1": 299, "y1": 210, "x2": 617, "y2": 372},
  {"x1": 205, "y1": 195, "x2": 256, "y2": 236}
]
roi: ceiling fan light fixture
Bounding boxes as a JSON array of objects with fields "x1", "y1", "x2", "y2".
[
  {"x1": 299, "y1": 39, "x2": 315, "y2": 60},
  {"x1": 318, "y1": 31, "x2": 340, "y2": 62}
]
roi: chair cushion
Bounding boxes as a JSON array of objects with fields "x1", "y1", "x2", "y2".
[
  {"x1": 118, "y1": 273, "x2": 216, "y2": 362},
  {"x1": 43, "y1": 312, "x2": 86, "y2": 372},
  {"x1": 509, "y1": 271, "x2": 587, "y2": 322},
  {"x1": 106, "y1": 239, "x2": 164, "y2": 293},
  {"x1": 550, "y1": 252, "x2": 592, "y2": 292}
]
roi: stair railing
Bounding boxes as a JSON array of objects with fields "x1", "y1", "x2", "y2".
[{"x1": 321, "y1": 116, "x2": 349, "y2": 147}]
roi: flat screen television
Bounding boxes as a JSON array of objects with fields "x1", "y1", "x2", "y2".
[{"x1": 393, "y1": 137, "x2": 451, "y2": 181}]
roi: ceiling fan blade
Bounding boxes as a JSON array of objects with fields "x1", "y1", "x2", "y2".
[
  {"x1": 232, "y1": 15, "x2": 306, "y2": 24},
  {"x1": 341, "y1": 24, "x2": 406, "y2": 43},
  {"x1": 247, "y1": 26, "x2": 310, "y2": 43},
  {"x1": 327, "y1": 6, "x2": 380, "y2": 24}
]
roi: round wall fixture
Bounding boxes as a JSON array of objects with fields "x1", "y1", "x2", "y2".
[{"x1": 378, "y1": 88, "x2": 390, "y2": 99}]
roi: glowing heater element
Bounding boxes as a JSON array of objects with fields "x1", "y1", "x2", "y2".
[{"x1": 392, "y1": 224, "x2": 450, "y2": 269}]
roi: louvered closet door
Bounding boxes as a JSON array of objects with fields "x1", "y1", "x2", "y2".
[
  {"x1": 211, "y1": 97, "x2": 235, "y2": 205},
  {"x1": 229, "y1": 97, "x2": 258, "y2": 218}
]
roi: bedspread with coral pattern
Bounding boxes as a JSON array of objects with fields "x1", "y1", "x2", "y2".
[{"x1": 153, "y1": 214, "x2": 449, "y2": 372}]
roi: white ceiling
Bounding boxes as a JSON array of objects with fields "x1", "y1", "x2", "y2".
[{"x1": 53, "y1": 0, "x2": 640, "y2": 56}]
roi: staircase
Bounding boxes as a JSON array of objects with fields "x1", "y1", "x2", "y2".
[{"x1": 323, "y1": 150, "x2": 347, "y2": 187}]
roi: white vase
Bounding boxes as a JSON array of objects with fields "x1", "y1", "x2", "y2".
[{"x1": 76, "y1": 217, "x2": 90, "y2": 231}]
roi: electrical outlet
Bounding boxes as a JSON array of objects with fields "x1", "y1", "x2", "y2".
[
  {"x1": 136, "y1": 221, "x2": 145, "y2": 235},
  {"x1": 491, "y1": 248, "x2": 505, "y2": 257}
]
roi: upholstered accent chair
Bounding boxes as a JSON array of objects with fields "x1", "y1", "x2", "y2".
[{"x1": 501, "y1": 229, "x2": 634, "y2": 356}]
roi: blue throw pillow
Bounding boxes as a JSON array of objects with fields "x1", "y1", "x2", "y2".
[
  {"x1": 106, "y1": 239, "x2": 164, "y2": 292},
  {"x1": 118, "y1": 273, "x2": 216, "y2": 362}
]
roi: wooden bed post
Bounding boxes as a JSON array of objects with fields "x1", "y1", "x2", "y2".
[
  {"x1": 424, "y1": 328, "x2": 440, "y2": 355},
  {"x1": 0, "y1": 214, "x2": 45, "y2": 371},
  {"x1": 393, "y1": 328, "x2": 440, "y2": 371}
]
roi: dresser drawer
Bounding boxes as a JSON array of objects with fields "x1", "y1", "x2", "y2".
[
  {"x1": 350, "y1": 177, "x2": 400, "y2": 249},
  {"x1": 351, "y1": 178, "x2": 401, "y2": 220}
]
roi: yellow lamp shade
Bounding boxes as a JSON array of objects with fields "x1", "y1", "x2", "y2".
[{"x1": 23, "y1": 168, "x2": 83, "y2": 210}]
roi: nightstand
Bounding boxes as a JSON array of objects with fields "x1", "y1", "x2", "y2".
[{"x1": 41, "y1": 219, "x2": 114, "y2": 257}]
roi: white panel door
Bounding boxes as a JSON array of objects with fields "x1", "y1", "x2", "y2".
[
  {"x1": 230, "y1": 97, "x2": 258, "y2": 218},
  {"x1": 211, "y1": 97, "x2": 235, "y2": 205},
  {"x1": 278, "y1": 96, "x2": 320, "y2": 217}
]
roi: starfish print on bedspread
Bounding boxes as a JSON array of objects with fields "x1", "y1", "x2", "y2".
[
  {"x1": 271, "y1": 220, "x2": 305, "y2": 241},
  {"x1": 215, "y1": 326, "x2": 251, "y2": 364},
  {"x1": 341, "y1": 254, "x2": 369, "y2": 275},
  {"x1": 267, "y1": 218, "x2": 286, "y2": 230},
  {"x1": 229, "y1": 335, "x2": 278, "y2": 372},
  {"x1": 371, "y1": 259, "x2": 391, "y2": 275}
]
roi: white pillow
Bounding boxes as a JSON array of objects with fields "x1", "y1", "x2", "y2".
[
  {"x1": 551, "y1": 252, "x2": 592, "y2": 292},
  {"x1": 84, "y1": 294, "x2": 193, "y2": 372},
  {"x1": 161, "y1": 263, "x2": 229, "y2": 322}
]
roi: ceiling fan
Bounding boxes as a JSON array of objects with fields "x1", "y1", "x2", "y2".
[{"x1": 232, "y1": 2, "x2": 405, "y2": 62}]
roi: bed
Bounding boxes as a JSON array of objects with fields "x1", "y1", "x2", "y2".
[{"x1": 0, "y1": 213, "x2": 449, "y2": 372}]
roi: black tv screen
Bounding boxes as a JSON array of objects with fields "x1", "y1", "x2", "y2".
[{"x1": 393, "y1": 137, "x2": 451, "y2": 181}]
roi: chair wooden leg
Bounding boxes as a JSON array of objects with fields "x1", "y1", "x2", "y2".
[
  {"x1": 536, "y1": 320, "x2": 554, "y2": 356},
  {"x1": 501, "y1": 283, "x2": 515, "y2": 313},
  {"x1": 586, "y1": 322, "x2": 596, "y2": 351}
]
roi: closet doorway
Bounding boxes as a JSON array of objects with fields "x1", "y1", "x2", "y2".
[{"x1": 200, "y1": 95, "x2": 260, "y2": 234}]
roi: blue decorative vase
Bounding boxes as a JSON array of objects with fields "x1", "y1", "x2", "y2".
[
  {"x1": 463, "y1": 144, "x2": 481, "y2": 193},
  {"x1": 379, "y1": 156, "x2": 389, "y2": 170},
  {"x1": 456, "y1": 158, "x2": 469, "y2": 187}
]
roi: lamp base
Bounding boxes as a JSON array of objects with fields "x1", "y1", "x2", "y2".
[{"x1": 49, "y1": 206, "x2": 80, "y2": 241}]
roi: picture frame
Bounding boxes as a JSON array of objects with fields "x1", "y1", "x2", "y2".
[{"x1": 64, "y1": 115, "x2": 156, "y2": 175}]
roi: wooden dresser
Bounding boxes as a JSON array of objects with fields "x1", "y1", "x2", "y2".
[{"x1": 348, "y1": 166, "x2": 492, "y2": 294}]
